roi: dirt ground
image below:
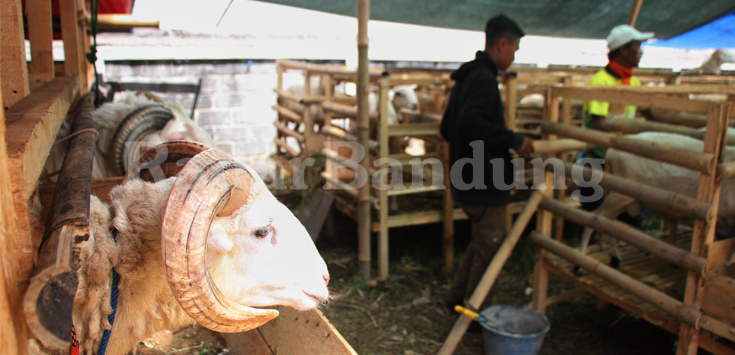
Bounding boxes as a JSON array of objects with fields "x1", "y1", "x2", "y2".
[{"x1": 135, "y1": 190, "x2": 699, "y2": 355}]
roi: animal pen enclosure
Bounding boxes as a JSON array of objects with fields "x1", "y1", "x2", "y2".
[
  {"x1": 0, "y1": 2, "x2": 355, "y2": 354},
  {"x1": 273, "y1": 59, "x2": 462, "y2": 280},
  {"x1": 527, "y1": 84, "x2": 735, "y2": 355}
]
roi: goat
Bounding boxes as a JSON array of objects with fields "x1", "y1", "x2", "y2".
[
  {"x1": 578, "y1": 132, "x2": 735, "y2": 267},
  {"x1": 33, "y1": 146, "x2": 329, "y2": 355}
]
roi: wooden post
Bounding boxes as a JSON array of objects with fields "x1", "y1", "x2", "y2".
[
  {"x1": 0, "y1": 69, "x2": 27, "y2": 355},
  {"x1": 628, "y1": 0, "x2": 644, "y2": 27},
  {"x1": 303, "y1": 71, "x2": 314, "y2": 155},
  {"x1": 377, "y1": 77, "x2": 390, "y2": 280},
  {"x1": 677, "y1": 104, "x2": 729, "y2": 355},
  {"x1": 505, "y1": 73, "x2": 517, "y2": 130},
  {"x1": 356, "y1": 0, "x2": 371, "y2": 279},
  {"x1": 27, "y1": 0, "x2": 55, "y2": 91},
  {"x1": 437, "y1": 190, "x2": 545, "y2": 355},
  {"x1": 1, "y1": 0, "x2": 31, "y2": 109},
  {"x1": 60, "y1": 0, "x2": 84, "y2": 88},
  {"x1": 442, "y1": 142, "x2": 454, "y2": 271}
]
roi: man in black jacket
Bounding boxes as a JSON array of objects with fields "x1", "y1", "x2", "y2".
[{"x1": 440, "y1": 14, "x2": 534, "y2": 311}]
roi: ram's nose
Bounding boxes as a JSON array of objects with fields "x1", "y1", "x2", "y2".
[{"x1": 323, "y1": 273, "x2": 330, "y2": 286}]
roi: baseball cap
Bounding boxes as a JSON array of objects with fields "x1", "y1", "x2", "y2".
[{"x1": 607, "y1": 25, "x2": 654, "y2": 50}]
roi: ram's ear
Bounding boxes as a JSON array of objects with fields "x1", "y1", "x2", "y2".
[{"x1": 208, "y1": 233, "x2": 233, "y2": 253}]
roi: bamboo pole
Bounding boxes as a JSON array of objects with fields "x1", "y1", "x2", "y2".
[
  {"x1": 529, "y1": 232, "x2": 735, "y2": 343},
  {"x1": 272, "y1": 138, "x2": 299, "y2": 158},
  {"x1": 628, "y1": 0, "x2": 644, "y2": 26},
  {"x1": 356, "y1": 0, "x2": 371, "y2": 279},
  {"x1": 273, "y1": 121, "x2": 305, "y2": 143},
  {"x1": 321, "y1": 126, "x2": 379, "y2": 151},
  {"x1": 272, "y1": 104, "x2": 303, "y2": 124},
  {"x1": 377, "y1": 77, "x2": 390, "y2": 280},
  {"x1": 438, "y1": 190, "x2": 545, "y2": 355},
  {"x1": 540, "y1": 121, "x2": 716, "y2": 174},
  {"x1": 603, "y1": 117, "x2": 735, "y2": 146},
  {"x1": 24, "y1": 93, "x2": 96, "y2": 350},
  {"x1": 538, "y1": 197, "x2": 707, "y2": 274},
  {"x1": 531, "y1": 138, "x2": 590, "y2": 155},
  {"x1": 276, "y1": 59, "x2": 386, "y2": 78},
  {"x1": 555, "y1": 162, "x2": 712, "y2": 221},
  {"x1": 94, "y1": 14, "x2": 160, "y2": 30},
  {"x1": 322, "y1": 101, "x2": 378, "y2": 120}
]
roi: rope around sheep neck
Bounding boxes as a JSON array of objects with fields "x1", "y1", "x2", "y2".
[{"x1": 96, "y1": 228, "x2": 121, "y2": 355}]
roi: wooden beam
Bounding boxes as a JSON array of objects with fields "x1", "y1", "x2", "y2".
[
  {"x1": 628, "y1": 0, "x2": 644, "y2": 26},
  {"x1": 26, "y1": 0, "x2": 55, "y2": 91},
  {"x1": 0, "y1": 63, "x2": 28, "y2": 355},
  {"x1": 6, "y1": 76, "x2": 80, "y2": 202},
  {"x1": 1, "y1": 0, "x2": 31, "y2": 109}
]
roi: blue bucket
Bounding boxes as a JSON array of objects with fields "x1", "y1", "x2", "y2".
[{"x1": 480, "y1": 305, "x2": 550, "y2": 355}]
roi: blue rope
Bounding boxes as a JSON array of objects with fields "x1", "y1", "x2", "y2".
[{"x1": 97, "y1": 229, "x2": 120, "y2": 355}]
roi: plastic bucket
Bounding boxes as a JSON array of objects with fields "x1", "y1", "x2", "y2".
[{"x1": 480, "y1": 305, "x2": 550, "y2": 355}]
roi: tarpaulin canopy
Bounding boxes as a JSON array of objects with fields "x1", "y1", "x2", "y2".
[
  {"x1": 256, "y1": 0, "x2": 734, "y2": 40},
  {"x1": 646, "y1": 12, "x2": 735, "y2": 49}
]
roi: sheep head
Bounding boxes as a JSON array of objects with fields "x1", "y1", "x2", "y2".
[{"x1": 161, "y1": 148, "x2": 329, "y2": 332}]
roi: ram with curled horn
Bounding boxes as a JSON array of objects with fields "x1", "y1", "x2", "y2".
[{"x1": 32, "y1": 143, "x2": 330, "y2": 355}]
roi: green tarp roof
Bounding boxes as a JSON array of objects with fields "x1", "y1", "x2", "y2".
[{"x1": 257, "y1": 0, "x2": 735, "y2": 39}]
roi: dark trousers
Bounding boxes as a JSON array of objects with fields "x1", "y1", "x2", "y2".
[{"x1": 445, "y1": 204, "x2": 507, "y2": 310}]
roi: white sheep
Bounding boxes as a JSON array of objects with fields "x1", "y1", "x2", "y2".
[
  {"x1": 33, "y1": 147, "x2": 329, "y2": 355},
  {"x1": 578, "y1": 131, "x2": 735, "y2": 267},
  {"x1": 93, "y1": 92, "x2": 216, "y2": 178}
]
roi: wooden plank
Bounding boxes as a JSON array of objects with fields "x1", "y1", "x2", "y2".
[
  {"x1": 0, "y1": 69, "x2": 27, "y2": 355},
  {"x1": 26, "y1": 0, "x2": 55, "y2": 91},
  {"x1": 255, "y1": 306, "x2": 357, "y2": 355},
  {"x1": 59, "y1": 0, "x2": 83, "y2": 82},
  {"x1": 6, "y1": 76, "x2": 80, "y2": 202},
  {"x1": 1, "y1": 0, "x2": 31, "y2": 109},
  {"x1": 221, "y1": 330, "x2": 273, "y2": 355}
]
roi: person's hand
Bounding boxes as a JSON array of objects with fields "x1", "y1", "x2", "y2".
[{"x1": 517, "y1": 136, "x2": 535, "y2": 157}]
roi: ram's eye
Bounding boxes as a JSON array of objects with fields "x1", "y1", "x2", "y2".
[{"x1": 254, "y1": 226, "x2": 272, "y2": 238}]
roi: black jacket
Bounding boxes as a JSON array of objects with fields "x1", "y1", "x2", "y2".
[{"x1": 440, "y1": 51, "x2": 524, "y2": 207}]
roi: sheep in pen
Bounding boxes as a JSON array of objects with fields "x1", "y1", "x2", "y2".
[{"x1": 28, "y1": 142, "x2": 330, "y2": 355}]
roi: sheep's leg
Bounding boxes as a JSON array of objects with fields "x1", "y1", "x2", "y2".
[{"x1": 574, "y1": 192, "x2": 635, "y2": 276}]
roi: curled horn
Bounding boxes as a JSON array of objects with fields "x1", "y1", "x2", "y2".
[
  {"x1": 161, "y1": 149, "x2": 278, "y2": 332},
  {"x1": 123, "y1": 141, "x2": 211, "y2": 184},
  {"x1": 110, "y1": 104, "x2": 175, "y2": 176}
]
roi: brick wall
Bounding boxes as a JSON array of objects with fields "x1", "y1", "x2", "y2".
[{"x1": 103, "y1": 59, "x2": 283, "y2": 179}]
